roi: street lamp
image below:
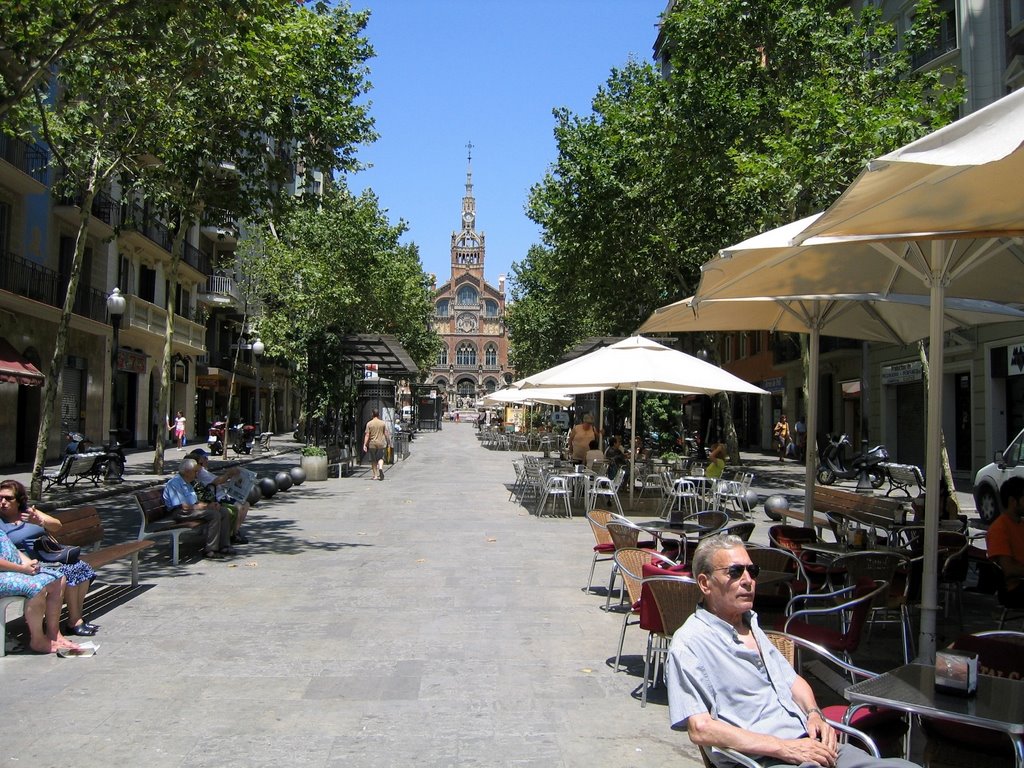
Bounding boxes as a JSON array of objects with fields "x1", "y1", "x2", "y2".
[
  {"x1": 106, "y1": 287, "x2": 127, "y2": 444},
  {"x1": 252, "y1": 337, "x2": 265, "y2": 454}
]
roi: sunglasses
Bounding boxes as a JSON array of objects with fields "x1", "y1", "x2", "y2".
[{"x1": 715, "y1": 563, "x2": 760, "y2": 580}]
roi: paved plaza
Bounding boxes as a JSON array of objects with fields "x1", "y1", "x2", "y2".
[{"x1": 0, "y1": 425, "x2": 992, "y2": 766}]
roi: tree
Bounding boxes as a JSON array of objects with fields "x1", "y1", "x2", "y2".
[{"x1": 243, "y1": 185, "x2": 439, "y2": 431}]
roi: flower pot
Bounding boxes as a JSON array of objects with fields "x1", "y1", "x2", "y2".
[{"x1": 301, "y1": 454, "x2": 328, "y2": 481}]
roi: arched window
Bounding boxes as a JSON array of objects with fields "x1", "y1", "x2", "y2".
[
  {"x1": 457, "y1": 379, "x2": 475, "y2": 398},
  {"x1": 484, "y1": 378, "x2": 498, "y2": 393},
  {"x1": 456, "y1": 285, "x2": 478, "y2": 305},
  {"x1": 456, "y1": 342, "x2": 476, "y2": 366},
  {"x1": 434, "y1": 377, "x2": 448, "y2": 390},
  {"x1": 436, "y1": 346, "x2": 448, "y2": 366},
  {"x1": 484, "y1": 299, "x2": 499, "y2": 317},
  {"x1": 436, "y1": 299, "x2": 450, "y2": 317},
  {"x1": 484, "y1": 344, "x2": 497, "y2": 367}
]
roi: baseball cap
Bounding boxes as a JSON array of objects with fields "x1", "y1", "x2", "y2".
[{"x1": 188, "y1": 448, "x2": 209, "y2": 459}]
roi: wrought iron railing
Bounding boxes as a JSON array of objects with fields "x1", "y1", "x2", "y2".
[
  {"x1": 56, "y1": 189, "x2": 120, "y2": 228},
  {"x1": 0, "y1": 250, "x2": 107, "y2": 323},
  {"x1": 0, "y1": 134, "x2": 48, "y2": 182}
]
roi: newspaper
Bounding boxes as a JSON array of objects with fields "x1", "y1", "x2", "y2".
[{"x1": 220, "y1": 468, "x2": 257, "y2": 504}]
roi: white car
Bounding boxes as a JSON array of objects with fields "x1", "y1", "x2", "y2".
[{"x1": 973, "y1": 427, "x2": 1024, "y2": 523}]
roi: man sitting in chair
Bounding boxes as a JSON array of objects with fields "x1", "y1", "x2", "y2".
[{"x1": 666, "y1": 534, "x2": 917, "y2": 768}]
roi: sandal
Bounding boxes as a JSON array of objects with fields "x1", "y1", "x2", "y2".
[
  {"x1": 218, "y1": 546, "x2": 237, "y2": 556},
  {"x1": 204, "y1": 549, "x2": 224, "y2": 559}
]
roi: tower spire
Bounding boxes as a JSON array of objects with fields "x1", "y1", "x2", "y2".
[{"x1": 465, "y1": 140, "x2": 474, "y2": 195}]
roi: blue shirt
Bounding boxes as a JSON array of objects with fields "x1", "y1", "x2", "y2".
[
  {"x1": 667, "y1": 606, "x2": 807, "y2": 756},
  {"x1": 163, "y1": 474, "x2": 198, "y2": 511}
]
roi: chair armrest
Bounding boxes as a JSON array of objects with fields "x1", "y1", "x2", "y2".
[
  {"x1": 709, "y1": 747, "x2": 761, "y2": 768},
  {"x1": 828, "y1": 718, "x2": 880, "y2": 758},
  {"x1": 780, "y1": 632, "x2": 878, "y2": 681},
  {"x1": 785, "y1": 584, "x2": 857, "y2": 615}
]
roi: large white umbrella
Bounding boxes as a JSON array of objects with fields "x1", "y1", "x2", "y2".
[
  {"x1": 519, "y1": 335, "x2": 768, "y2": 500},
  {"x1": 482, "y1": 388, "x2": 574, "y2": 408},
  {"x1": 697, "y1": 88, "x2": 1024, "y2": 661},
  {"x1": 639, "y1": 291, "x2": 1024, "y2": 529}
]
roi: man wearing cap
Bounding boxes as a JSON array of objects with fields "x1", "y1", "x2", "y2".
[
  {"x1": 189, "y1": 448, "x2": 250, "y2": 545},
  {"x1": 162, "y1": 458, "x2": 234, "y2": 558}
]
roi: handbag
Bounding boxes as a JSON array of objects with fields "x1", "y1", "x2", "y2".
[{"x1": 33, "y1": 534, "x2": 81, "y2": 565}]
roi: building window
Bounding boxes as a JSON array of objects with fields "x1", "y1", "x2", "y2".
[
  {"x1": 0, "y1": 201, "x2": 10, "y2": 253},
  {"x1": 485, "y1": 344, "x2": 497, "y2": 367},
  {"x1": 724, "y1": 335, "x2": 734, "y2": 363},
  {"x1": 456, "y1": 285, "x2": 478, "y2": 305},
  {"x1": 139, "y1": 265, "x2": 156, "y2": 303},
  {"x1": 739, "y1": 333, "x2": 748, "y2": 359},
  {"x1": 456, "y1": 342, "x2": 476, "y2": 366},
  {"x1": 909, "y1": 0, "x2": 956, "y2": 69},
  {"x1": 484, "y1": 299, "x2": 499, "y2": 317},
  {"x1": 752, "y1": 332, "x2": 763, "y2": 355},
  {"x1": 436, "y1": 299, "x2": 450, "y2": 317},
  {"x1": 436, "y1": 347, "x2": 448, "y2": 366}
]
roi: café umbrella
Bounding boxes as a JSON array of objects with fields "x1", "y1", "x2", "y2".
[
  {"x1": 517, "y1": 335, "x2": 768, "y2": 501},
  {"x1": 697, "y1": 88, "x2": 1024, "y2": 660}
]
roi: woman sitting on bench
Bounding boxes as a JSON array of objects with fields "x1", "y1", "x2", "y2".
[
  {"x1": 0, "y1": 487, "x2": 78, "y2": 654},
  {"x1": 0, "y1": 479, "x2": 100, "y2": 637}
]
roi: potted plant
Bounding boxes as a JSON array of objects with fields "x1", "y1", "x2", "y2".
[{"x1": 300, "y1": 445, "x2": 329, "y2": 481}]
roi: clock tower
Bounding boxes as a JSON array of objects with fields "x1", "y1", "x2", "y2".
[{"x1": 429, "y1": 143, "x2": 512, "y2": 413}]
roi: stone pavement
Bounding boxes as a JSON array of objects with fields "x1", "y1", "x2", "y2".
[
  {"x1": 0, "y1": 427, "x2": 995, "y2": 766},
  {"x1": 1, "y1": 426, "x2": 704, "y2": 767}
]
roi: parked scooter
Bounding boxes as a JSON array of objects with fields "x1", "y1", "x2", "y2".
[
  {"x1": 816, "y1": 433, "x2": 888, "y2": 488},
  {"x1": 207, "y1": 419, "x2": 256, "y2": 455},
  {"x1": 207, "y1": 419, "x2": 227, "y2": 454}
]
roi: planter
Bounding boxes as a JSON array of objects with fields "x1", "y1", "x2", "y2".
[{"x1": 301, "y1": 454, "x2": 329, "y2": 481}]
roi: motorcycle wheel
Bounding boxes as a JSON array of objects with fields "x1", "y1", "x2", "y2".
[
  {"x1": 104, "y1": 457, "x2": 125, "y2": 482},
  {"x1": 869, "y1": 468, "x2": 886, "y2": 489},
  {"x1": 817, "y1": 467, "x2": 836, "y2": 485}
]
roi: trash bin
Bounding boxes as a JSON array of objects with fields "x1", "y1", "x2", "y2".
[{"x1": 395, "y1": 432, "x2": 410, "y2": 460}]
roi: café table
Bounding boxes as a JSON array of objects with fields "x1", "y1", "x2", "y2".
[
  {"x1": 844, "y1": 663, "x2": 1024, "y2": 768},
  {"x1": 800, "y1": 540, "x2": 910, "y2": 560}
]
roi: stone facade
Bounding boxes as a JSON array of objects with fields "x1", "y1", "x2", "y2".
[{"x1": 429, "y1": 150, "x2": 511, "y2": 412}]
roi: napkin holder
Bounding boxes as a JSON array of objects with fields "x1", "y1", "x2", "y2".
[{"x1": 935, "y1": 649, "x2": 978, "y2": 696}]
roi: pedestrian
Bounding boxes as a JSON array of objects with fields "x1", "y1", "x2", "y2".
[
  {"x1": 773, "y1": 413, "x2": 791, "y2": 462},
  {"x1": 168, "y1": 410, "x2": 187, "y2": 450},
  {"x1": 363, "y1": 409, "x2": 391, "y2": 481},
  {"x1": 794, "y1": 416, "x2": 807, "y2": 462}
]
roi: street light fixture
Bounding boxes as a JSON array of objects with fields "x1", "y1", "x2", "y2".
[
  {"x1": 252, "y1": 337, "x2": 265, "y2": 454},
  {"x1": 106, "y1": 287, "x2": 127, "y2": 444}
]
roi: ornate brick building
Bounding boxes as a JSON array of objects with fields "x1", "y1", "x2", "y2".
[{"x1": 429, "y1": 148, "x2": 510, "y2": 412}]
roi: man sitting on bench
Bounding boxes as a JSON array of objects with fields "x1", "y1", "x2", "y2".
[
  {"x1": 162, "y1": 458, "x2": 234, "y2": 559},
  {"x1": 188, "y1": 449, "x2": 250, "y2": 545}
]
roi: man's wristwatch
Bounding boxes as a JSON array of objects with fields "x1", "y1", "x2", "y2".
[{"x1": 805, "y1": 707, "x2": 824, "y2": 719}]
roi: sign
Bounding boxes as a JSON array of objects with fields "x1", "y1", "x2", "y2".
[
  {"x1": 116, "y1": 348, "x2": 147, "y2": 374},
  {"x1": 760, "y1": 376, "x2": 785, "y2": 393},
  {"x1": 363, "y1": 363, "x2": 379, "y2": 379},
  {"x1": 1009, "y1": 343, "x2": 1024, "y2": 377},
  {"x1": 881, "y1": 361, "x2": 923, "y2": 385}
]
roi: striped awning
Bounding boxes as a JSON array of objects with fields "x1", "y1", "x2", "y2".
[{"x1": 0, "y1": 338, "x2": 44, "y2": 386}]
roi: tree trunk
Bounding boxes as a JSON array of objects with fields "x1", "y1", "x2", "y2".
[{"x1": 29, "y1": 156, "x2": 101, "y2": 498}]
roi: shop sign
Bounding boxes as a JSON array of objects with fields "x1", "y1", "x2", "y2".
[
  {"x1": 760, "y1": 376, "x2": 785, "y2": 393},
  {"x1": 881, "y1": 361, "x2": 922, "y2": 385},
  {"x1": 1008, "y1": 343, "x2": 1024, "y2": 377},
  {"x1": 116, "y1": 348, "x2": 147, "y2": 374},
  {"x1": 197, "y1": 375, "x2": 221, "y2": 389}
]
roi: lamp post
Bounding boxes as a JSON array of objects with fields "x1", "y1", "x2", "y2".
[
  {"x1": 252, "y1": 337, "x2": 265, "y2": 454},
  {"x1": 106, "y1": 288, "x2": 126, "y2": 444}
]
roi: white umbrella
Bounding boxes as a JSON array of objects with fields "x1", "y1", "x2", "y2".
[
  {"x1": 482, "y1": 388, "x2": 574, "y2": 408},
  {"x1": 519, "y1": 335, "x2": 767, "y2": 500},
  {"x1": 697, "y1": 88, "x2": 1024, "y2": 660},
  {"x1": 640, "y1": 291, "x2": 1024, "y2": 529}
]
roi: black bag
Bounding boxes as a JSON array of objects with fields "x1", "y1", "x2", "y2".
[{"x1": 33, "y1": 534, "x2": 81, "y2": 565}]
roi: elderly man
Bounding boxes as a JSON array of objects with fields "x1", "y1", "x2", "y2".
[
  {"x1": 667, "y1": 534, "x2": 917, "y2": 768},
  {"x1": 188, "y1": 448, "x2": 250, "y2": 545},
  {"x1": 162, "y1": 457, "x2": 234, "y2": 559}
]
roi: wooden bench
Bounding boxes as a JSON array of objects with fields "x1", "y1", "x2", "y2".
[
  {"x1": 41, "y1": 452, "x2": 105, "y2": 492},
  {"x1": 880, "y1": 462, "x2": 925, "y2": 498},
  {"x1": 326, "y1": 445, "x2": 353, "y2": 478},
  {"x1": 134, "y1": 487, "x2": 207, "y2": 565},
  {"x1": 1, "y1": 505, "x2": 153, "y2": 656},
  {"x1": 812, "y1": 485, "x2": 905, "y2": 539}
]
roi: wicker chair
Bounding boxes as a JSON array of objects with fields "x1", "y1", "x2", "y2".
[
  {"x1": 583, "y1": 509, "x2": 616, "y2": 595},
  {"x1": 638, "y1": 575, "x2": 701, "y2": 707},
  {"x1": 610, "y1": 547, "x2": 679, "y2": 673},
  {"x1": 603, "y1": 518, "x2": 657, "y2": 610}
]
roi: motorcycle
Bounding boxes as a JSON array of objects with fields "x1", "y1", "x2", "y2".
[
  {"x1": 207, "y1": 420, "x2": 256, "y2": 455},
  {"x1": 64, "y1": 430, "x2": 126, "y2": 482},
  {"x1": 816, "y1": 433, "x2": 888, "y2": 488}
]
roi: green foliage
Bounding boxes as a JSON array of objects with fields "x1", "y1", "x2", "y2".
[
  {"x1": 301, "y1": 445, "x2": 327, "y2": 457},
  {"x1": 509, "y1": 0, "x2": 963, "y2": 374},
  {"x1": 243, "y1": 184, "x2": 440, "y2": 422}
]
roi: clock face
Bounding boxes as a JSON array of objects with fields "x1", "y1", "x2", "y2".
[{"x1": 463, "y1": 211, "x2": 473, "y2": 223}]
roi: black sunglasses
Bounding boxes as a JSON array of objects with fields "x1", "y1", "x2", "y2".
[{"x1": 715, "y1": 563, "x2": 760, "y2": 580}]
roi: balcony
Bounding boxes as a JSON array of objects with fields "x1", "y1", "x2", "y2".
[
  {"x1": 183, "y1": 240, "x2": 212, "y2": 276},
  {"x1": 198, "y1": 275, "x2": 242, "y2": 307},
  {"x1": 0, "y1": 250, "x2": 106, "y2": 323},
  {"x1": 0, "y1": 134, "x2": 48, "y2": 194},
  {"x1": 54, "y1": 189, "x2": 120, "y2": 238},
  {"x1": 123, "y1": 293, "x2": 205, "y2": 353},
  {"x1": 200, "y1": 220, "x2": 239, "y2": 245},
  {"x1": 121, "y1": 201, "x2": 174, "y2": 252}
]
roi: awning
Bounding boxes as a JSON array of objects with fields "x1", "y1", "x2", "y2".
[
  {"x1": 0, "y1": 338, "x2": 44, "y2": 386},
  {"x1": 338, "y1": 334, "x2": 419, "y2": 378}
]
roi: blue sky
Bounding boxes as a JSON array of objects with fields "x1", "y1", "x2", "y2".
[{"x1": 345, "y1": 0, "x2": 667, "y2": 288}]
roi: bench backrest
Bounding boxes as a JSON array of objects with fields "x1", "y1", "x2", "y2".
[
  {"x1": 135, "y1": 487, "x2": 171, "y2": 525},
  {"x1": 326, "y1": 445, "x2": 342, "y2": 462},
  {"x1": 813, "y1": 486, "x2": 901, "y2": 518},
  {"x1": 53, "y1": 506, "x2": 103, "y2": 548},
  {"x1": 69, "y1": 453, "x2": 101, "y2": 475}
]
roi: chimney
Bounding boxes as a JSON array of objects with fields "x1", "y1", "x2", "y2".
[{"x1": 498, "y1": 274, "x2": 506, "y2": 294}]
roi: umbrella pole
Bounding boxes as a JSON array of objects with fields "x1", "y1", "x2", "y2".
[
  {"x1": 918, "y1": 245, "x2": 946, "y2": 663},
  {"x1": 803, "y1": 321, "x2": 820, "y2": 528},
  {"x1": 629, "y1": 386, "x2": 637, "y2": 507}
]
